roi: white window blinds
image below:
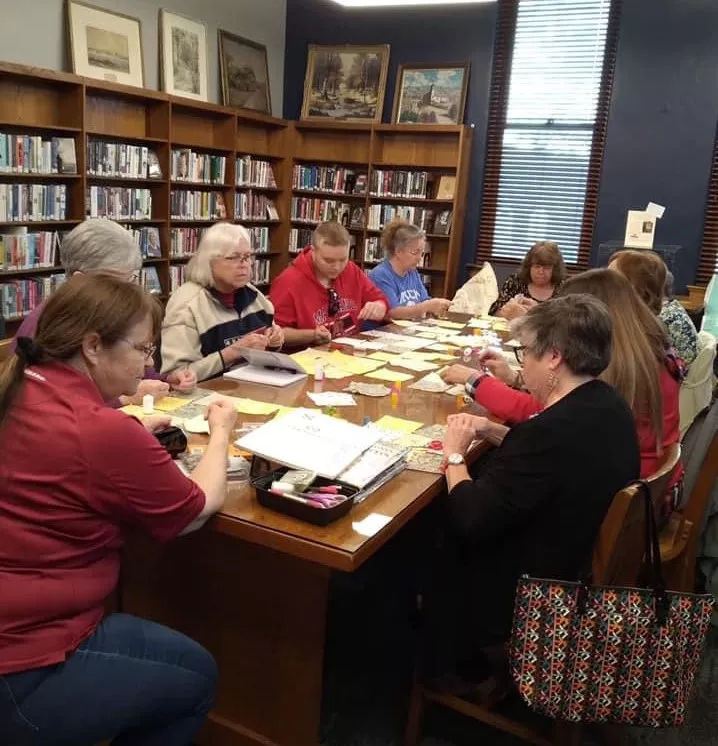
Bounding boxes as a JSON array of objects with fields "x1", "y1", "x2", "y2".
[{"x1": 489, "y1": 0, "x2": 612, "y2": 264}]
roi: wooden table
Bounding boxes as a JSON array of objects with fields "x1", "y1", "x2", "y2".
[{"x1": 120, "y1": 321, "x2": 491, "y2": 746}]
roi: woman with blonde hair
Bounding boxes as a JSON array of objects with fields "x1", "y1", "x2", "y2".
[
  {"x1": 443, "y1": 269, "x2": 683, "y2": 481},
  {"x1": 368, "y1": 220, "x2": 451, "y2": 319},
  {"x1": 488, "y1": 241, "x2": 566, "y2": 319},
  {"x1": 609, "y1": 249, "x2": 698, "y2": 366},
  {"x1": 161, "y1": 222, "x2": 284, "y2": 382}
]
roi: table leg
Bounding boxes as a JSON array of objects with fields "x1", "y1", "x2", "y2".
[{"x1": 121, "y1": 530, "x2": 331, "y2": 746}]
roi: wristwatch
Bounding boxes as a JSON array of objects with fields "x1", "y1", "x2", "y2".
[
  {"x1": 464, "y1": 372, "x2": 488, "y2": 399},
  {"x1": 446, "y1": 453, "x2": 466, "y2": 466}
]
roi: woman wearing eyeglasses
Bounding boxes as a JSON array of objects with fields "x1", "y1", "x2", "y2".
[
  {"x1": 161, "y1": 222, "x2": 284, "y2": 382},
  {"x1": 0, "y1": 274, "x2": 239, "y2": 744},
  {"x1": 368, "y1": 220, "x2": 452, "y2": 320}
]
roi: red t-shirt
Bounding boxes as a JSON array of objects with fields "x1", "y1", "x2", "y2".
[{"x1": 0, "y1": 363, "x2": 205, "y2": 674}]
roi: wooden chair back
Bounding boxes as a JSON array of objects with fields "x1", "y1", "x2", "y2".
[
  {"x1": 647, "y1": 443, "x2": 682, "y2": 513},
  {"x1": 0, "y1": 339, "x2": 12, "y2": 364}
]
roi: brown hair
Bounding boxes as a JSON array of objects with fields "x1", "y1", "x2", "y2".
[
  {"x1": 610, "y1": 249, "x2": 667, "y2": 314},
  {"x1": 380, "y1": 219, "x2": 426, "y2": 255},
  {"x1": 558, "y1": 268, "x2": 669, "y2": 446},
  {"x1": 0, "y1": 274, "x2": 162, "y2": 428},
  {"x1": 312, "y1": 221, "x2": 350, "y2": 248},
  {"x1": 518, "y1": 241, "x2": 566, "y2": 286}
]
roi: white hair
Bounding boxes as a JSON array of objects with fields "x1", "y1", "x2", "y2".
[
  {"x1": 60, "y1": 219, "x2": 142, "y2": 275},
  {"x1": 186, "y1": 222, "x2": 251, "y2": 288}
]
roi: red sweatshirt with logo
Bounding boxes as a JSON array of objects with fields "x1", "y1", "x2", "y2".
[{"x1": 270, "y1": 247, "x2": 388, "y2": 334}]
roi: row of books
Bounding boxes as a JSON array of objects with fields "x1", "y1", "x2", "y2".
[
  {"x1": 141, "y1": 266, "x2": 162, "y2": 295},
  {"x1": 0, "y1": 275, "x2": 66, "y2": 320},
  {"x1": 366, "y1": 204, "x2": 453, "y2": 234},
  {"x1": 87, "y1": 141, "x2": 161, "y2": 180},
  {"x1": 291, "y1": 198, "x2": 359, "y2": 227},
  {"x1": 171, "y1": 149, "x2": 226, "y2": 184},
  {"x1": 237, "y1": 157, "x2": 276, "y2": 188},
  {"x1": 292, "y1": 165, "x2": 366, "y2": 195},
  {"x1": 289, "y1": 227, "x2": 313, "y2": 254},
  {"x1": 0, "y1": 230, "x2": 59, "y2": 270},
  {"x1": 363, "y1": 237, "x2": 433, "y2": 266},
  {"x1": 170, "y1": 227, "x2": 205, "y2": 257},
  {"x1": 234, "y1": 193, "x2": 279, "y2": 221},
  {"x1": 87, "y1": 187, "x2": 152, "y2": 221},
  {"x1": 169, "y1": 264, "x2": 186, "y2": 293},
  {"x1": 128, "y1": 226, "x2": 161, "y2": 259},
  {"x1": 251, "y1": 258, "x2": 270, "y2": 286},
  {"x1": 170, "y1": 191, "x2": 227, "y2": 221},
  {"x1": 370, "y1": 170, "x2": 432, "y2": 200},
  {"x1": 0, "y1": 184, "x2": 68, "y2": 222},
  {"x1": 0, "y1": 134, "x2": 77, "y2": 175}
]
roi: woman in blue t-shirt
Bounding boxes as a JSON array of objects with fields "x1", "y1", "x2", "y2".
[{"x1": 368, "y1": 220, "x2": 451, "y2": 320}]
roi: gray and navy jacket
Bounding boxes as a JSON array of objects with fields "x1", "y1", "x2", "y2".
[{"x1": 161, "y1": 281, "x2": 274, "y2": 382}]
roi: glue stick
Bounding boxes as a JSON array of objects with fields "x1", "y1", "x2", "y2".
[
  {"x1": 142, "y1": 394, "x2": 154, "y2": 415},
  {"x1": 315, "y1": 362, "x2": 325, "y2": 382}
]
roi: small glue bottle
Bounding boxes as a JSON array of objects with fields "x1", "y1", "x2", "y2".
[
  {"x1": 390, "y1": 383, "x2": 400, "y2": 408},
  {"x1": 462, "y1": 347, "x2": 473, "y2": 365},
  {"x1": 142, "y1": 394, "x2": 154, "y2": 415},
  {"x1": 314, "y1": 362, "x2": 325, "y2": 393}
]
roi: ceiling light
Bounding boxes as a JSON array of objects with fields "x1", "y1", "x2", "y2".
[{"x1": 332, "y1": 0, "x2": 495, "y2": 7}]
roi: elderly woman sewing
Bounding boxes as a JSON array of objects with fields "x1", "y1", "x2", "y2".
[{"x1": 424, "y1": 294, "x2": 640, "y2": 701}]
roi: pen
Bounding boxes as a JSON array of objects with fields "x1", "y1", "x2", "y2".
[{"x1": 270, "y1": 489, "x2": 326, "y2": 509}]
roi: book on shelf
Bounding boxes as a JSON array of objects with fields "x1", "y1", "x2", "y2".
[
  {"x1": 0, "y1": 134, "x2": 77, "y2": 175},
  {"x1": 421, "y1": 242, "x2": 432, "y2": 268},
  {"x1": 435, "y1": 175, "x2": 456, "y2": 200},
  {"x1": 170, "y1": 264, "x2": 186, "y2": 292},
  {"x1": 292, "y1": 164, "x2": 365, "y2": 195},
  {"x1": 433, "y1": 209, "x2": 453, "y2": 235},
  {"x1": 370, "y1": 169, "x2": 432, "y2": 200},
  {"x1": 419, "y1": 273, "x2": 432, "y2": 293},
  {"x1": 87, "y1": 140, "x2": 160, "y2": 180},
  {"x1": 349, "y1": 206, "x2": 365, "y2": 230},
  {"x1": 124, "y1": 226, "x2": 161, "y2": 259},
  {"x1": 87, "y1": 187, "x2": 152, "y2": 221},
  {"x1": 237, "y1": 156, "x2": 276, "y2": 188},
  {"x1": 170, "y1": 190, "x2": 226, "y2": 221},
  {"x1": 0, "y1": 184, "x2": 68, "y2": 222},
  {"x1": 0, "y1": 229, "x2": 59, "y2": 271},
  {"x1": 291, "y1": 197, "x2": 352, "y2": 226},
  {"x1": 251, "y1": 258, "x2": 270, "y2": 285},
  {"x1": 289, "y1": 227, "x2": 313, "y2": 254},
  {"x1": 171, "y1": 149, "x2": 226, "y2": 184},
  {"x1": 170, "y1": 227, "x2": 205, "y2": 257},
  {"x1": 234, "y1": 192, "x2": 277, "y2": 222},
  {"x1": 140, "y1": 266, "x2": 162, "y2": 295},
  {"x1": 367, "y1": 204, "x2": 435, "y2": 232},
  {"x1": 248, "y1": 226, "x2": 270, "y2": 253},
  {"x1": 0, "y1": 274, "x2": 66, "y2": 320},
  {"x1": 364, "y1": 237, "x2": 383, "y2": 264}
]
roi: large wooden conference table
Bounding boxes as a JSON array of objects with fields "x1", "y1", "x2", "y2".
[{"x1": 120, "y1": 318, "x2": 493, "y2": 746}]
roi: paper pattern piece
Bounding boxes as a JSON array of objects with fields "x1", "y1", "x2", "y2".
[
  {"x1": 394, "y1": 433, "x2": 432, "y2": 449},
  {"x1": 429, "y1": 319, "x2": 465, "y2": 330},
  {"x1": 416, "y1": 424, "x2": 447, "y2": 441},
  {"x1": 352, "y1": 513, "x2": 392, "y2": 537},
  {"x1": 405, "y1": 449, "x2": 444, "y2": 474},
  {"x1": 332, "y1": 337, "x2": 366, "y2": 347},
  {"x1": 183, "y1": 415, "x2": 211, "y2": 434},
  {"x1": 194, "y1": 393, "x2": 279, "y2": 415},
  {"x1": 374, "y1": 415, "x2": 423, "y2": 433},
  {"x1": 389, "y1": 358, "x2": 439, "y2": 373},
  {"x1": 468, "y1": 318, "x2": 492, "y2": 329},
  {"x1": 390, "y1": 320, "x2": 416, "y2": 328},
  {"x1": 409, "y1": 372, "x2": 450, "y2": 393},
  {"x1": 120, "y1": 405, "x2": 146, "y2": 419},
  {"x1": 307, "y1": 392, "x2": 357, "y2": 407},
  {"x1": 153, "y1": 396, "x2": 189, "y2": 412},
  {"x1": 426, "y1": 343, "x2": 455, "y2": 352},
  {"x1": 344, "y1": 382, "x2": 391, "y2": 397},
  {"x1": 365, "y1": 369, "x2": 414, "y2": 383},
  {"x1": 368, "y1": 351, "x2": 403, "y2": 363},
  {"x1": 338, "y1": 442, "x2": 406, "y2": 489}
]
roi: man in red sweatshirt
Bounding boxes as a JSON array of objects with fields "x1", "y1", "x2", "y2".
[{"x1": 271, "y1": 221, "x2": 389, "y2": 347}]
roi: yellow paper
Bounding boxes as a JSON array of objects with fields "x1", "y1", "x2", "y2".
[
  {"x1": 328, "y1": 350, "x2": 385, "y2": 375},
  {"x1": 391, "y1": 320, "x2": 416, "y2": 328},
  {"x1": 365, "y1": 369, "x2": 414, "y2": 383},
  {"x1": 432, "y1": 320, "x2": 466, "y2": 330},
  {"x1": 368, "y1": 351, "x2": 403, "y2": 363},
  {"x1": 374, "y1": 415, "x2": 423, "y2": 433},
  {"x1": 417, "y1": 332, "x2": 439, "y2": 339},
  {"x1": 402, "y1": 351, "x2": 455, "y2": 362},
  {"x1": 153, "y1": 396, "x2": 189, "y2": 412},
  {"x1": 234, "y1": 398, "x2": 279, "y2": 415},
  {"x1": 120, "y1": 405, "x2": 146, "y2": 418}
]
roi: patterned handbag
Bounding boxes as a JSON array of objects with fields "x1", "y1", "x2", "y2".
[{"x1": 509, "y1": 481, "x2": 715, "y2": 727}]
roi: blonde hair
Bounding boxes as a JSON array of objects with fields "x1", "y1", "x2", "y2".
[
  {"x1": 518, "y1": 241, "x2": 566, "y2": 286},
  {"x1": 312, "y1": 221, "x2": 350, "y2": 248},
  {"x1": 186, "y1": 222, "x2": 251, "y2": 288},
  {"x1": 380, "y1": 219, "x2": 426, "y2": 256},
  {"x1": 559, "y1": 269, "x2": 669, "y2": 446}
]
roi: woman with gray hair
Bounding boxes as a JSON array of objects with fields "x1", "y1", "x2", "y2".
[
  {"x1": 368, "y1": 220, "x2": 451, "y2": 320},
  {"x1": 425, "y1": 295, "x2": 640, "y2": 701},
  {"x1": 161, "y1": 222, "x2": 283, "y2": 382}
]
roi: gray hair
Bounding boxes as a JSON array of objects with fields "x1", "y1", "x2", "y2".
[
  {"x1": 381, "y1": 220, "x2": 426, "y2": 256},
  {"x1": 60, "y1": 219, "x2": 142, "y2": 275},
  {"x1": 186, "y1": 222, "x2": 251, "y2": 288},
  {"x1": 511, "y1": 294, "x2": 613, "y2": 378}
]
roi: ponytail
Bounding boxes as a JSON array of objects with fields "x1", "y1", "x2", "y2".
[{"x1": 0, "y1": 337, "x2": 45, "y2": 429}]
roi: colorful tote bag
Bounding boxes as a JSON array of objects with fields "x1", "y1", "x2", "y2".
[{"x1": 509, "y1": 482, "x2": 714, "y2": 727}]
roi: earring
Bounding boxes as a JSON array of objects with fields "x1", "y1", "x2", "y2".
[{"x1": 545, "y1": 370, "x2": 559, "y2": 397}]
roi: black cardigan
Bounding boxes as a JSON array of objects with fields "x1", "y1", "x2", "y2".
[{"x1": 447, "y1": 379, "x2": 640, "y2": 642}]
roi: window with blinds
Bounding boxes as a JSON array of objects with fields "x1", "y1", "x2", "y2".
[
  {"x1": 477, "y1": 0, "x2": 620, "y2": 266},
  {"x1": 697, "y1": 125, "x2": 718, "y2": 284}
]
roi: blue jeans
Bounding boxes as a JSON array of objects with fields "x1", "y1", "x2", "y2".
[{"x1": 0, "y1": 613, "x2": 217, "y2": 746}]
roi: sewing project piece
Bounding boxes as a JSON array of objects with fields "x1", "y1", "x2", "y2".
[
  {"x1": 409, "y1": 372, "x2": 450, "y2": 393},
  {"x1": 153, "y1": 396, "x2": 189, "y2": 412},
  {"x1": 306, "y1": 392, "x2": 357, "y2": 407},
  {"x1": 374, "y1": 415, "x2": 424, "y2": 433},
  {"x1": 428, "y1": 319, "x2": 466, "y2": 330},
  {"x1": 365, "y1": 369, "x2": 414, "y2": 383},
  {"x1": 389, "y1": 358, "x2": 439, "y2": 373},
  {"x1": 343, "y1": 382, "x2": 391, "y2": 397},
  {"x1": 183, "y1": 415, "x2": 211, "y2": 434},
  {"x1": 405, "y1": 449, "x2": 444, "y2": 474},
  {"x1": 120, "y1": 405, "x2": 147, "y2": 419}
]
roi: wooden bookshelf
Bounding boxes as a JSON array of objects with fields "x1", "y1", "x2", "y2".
[{"x1": 0, "y1": 63, "x2": 472, "y2": 339}]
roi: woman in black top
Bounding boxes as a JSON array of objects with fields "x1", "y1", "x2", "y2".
[{"x1": 426, "y1": 294, "x2": 640, "y2": 699}]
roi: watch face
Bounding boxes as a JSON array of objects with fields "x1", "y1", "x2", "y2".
[{"x1": 448, "y1": 453, "x2": 464, "y2": 465}]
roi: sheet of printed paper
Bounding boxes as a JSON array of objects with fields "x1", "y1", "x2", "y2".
[
  {"x1": 306, "y1": 392, "x2": 357, "y2": 407},
  {"x1": 193, "y1": 393, "x2": 279, "y2": 416},
  {"x1": 365, "y1": 369, "x2": 414, "y2": 383},
  {"x1": 467, "y1": 318, "x2": 492, "y2": 329},
  {"x1": 390, "y1": 320, "x2": 417, "y2": 328},
  {"x1": 394, "y1": 432, "x2": 432, "y2": 449},
  {"x1": 368, "y1": 351, "x2": 404, "y2": 363},
  {"x1": 338, "y1": 442, "x2": 407, "y2": 489},
  {"x1": 389, "y1": 358, "x2": 439, "y2": 373},
  {"x1": 327, "y1": 350, "x2": 385, "y2": 375},
  {"x1": 426, "y1": 343, "x2": 455, "y2": 352},
  {"x1": 374, "y1": 415, "x2": 424, "y2": 433},
  {"x1": 153, "y1": 396, "x2": 190, "y2": 412},
  {"x1": 354, "y1": 340, "x2": 388, "y2": 351},
  {"x1": 120, "y1": 405, "x2": 146, "y2": 418},
  {"x1": 405, "y1": 449, "x2": 444, "y2": 474},
  {"x1": 416, "y1": 424, "x2": 448, "y2": 441},
  {"x1": 402, "y1": 351, "x2": 455, "y2": 362},
  {"x1": 331, "y1": 337, "x2": 366, "y2": 348},
  {"x1": 428, "y1": 319, "x2": 466, "y2": 330},
  {"x1": 409, "y1": 373, "x2": 450, "y2": 393}
]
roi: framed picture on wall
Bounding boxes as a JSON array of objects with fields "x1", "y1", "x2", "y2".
[
  {"x1": 218, "y1": 30, "x2": 271, "y2": 114},
  {"x1": 159, "y1": 9, "x2": 208, "y2": 101},
  {"x1": 66, "y1": 0, "x2": 144, "y2": 88},
  {"x1": 301, "y1": 44, "x2": 390, "y2": 123},
  {"x1": 392, "y1": 63, "x2": 470, "y2": 125}
]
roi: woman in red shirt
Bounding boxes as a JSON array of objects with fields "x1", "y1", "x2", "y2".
[
  {"x1": 0, "y1": 275, "x2": 238, "y2": 745},
  {"x1": 443, "y1": 269, "x2": 682, "y2": 483}
]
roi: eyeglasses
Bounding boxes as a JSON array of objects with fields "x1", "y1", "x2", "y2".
[
  {"x1": 327, "y1": 287, "x2": 340, "y2": 317},
  {"x1": 223, "y1": 253, "x2": 255, "y2": 265},
  {"x1": 121, "y1": 339, "x2": 157, "y2": 360},
  {"x1": 406, "y1": 247, "x2": 425, "y2": 257},
  {"x1": 514, "y1": 346, "x2": 528, "y2": 365}
]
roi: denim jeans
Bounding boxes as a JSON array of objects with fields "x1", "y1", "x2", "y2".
[{"x1": 0, "y1": 613, "x2": 217, "y2": 746}]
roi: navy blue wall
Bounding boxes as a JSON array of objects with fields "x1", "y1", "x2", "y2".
[{"x1": 284, "y1": 0, "x2": 718, "y2": 292}]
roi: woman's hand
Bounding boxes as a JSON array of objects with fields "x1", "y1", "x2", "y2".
[
  {"x1": 313, "y1": 325, "x2": 332, "y2": 344},
  {"x1": 447, "y1": 413, "x2": 491, "y2": 438},
  {"x1": 422, "y1": 298, "x2": 452, "y2": 316},
  {"x1": 205, "y1": 398, "x2": 238, "y2": 436},
  {"x1": 142, "y1": 414, "x2": 173, "y2": 433},
  {"x1": 477, "y1": 348, "x2": 516, "y2": 385},
  {"x1": 358, "y1": 301, "x2": 387, "y2": 321},
  {"x1": 443, "y1": 414, "x2": 477, "y2": 457},
  {"x1": 499, "y1": 297, "x2": 528, "y2": 321},
  {"x1": 128, "y1": 379, "x2": 170, "y2": 405},
  {"x1": 265, "y1": 324, "x2": 284, "y2": 348},
  {"x1": 166, "y1": 368, "x2": 197, "y2": 393},
  {"x1": 441, "y1": 364, "x2": 475, "y2": 385},
  {"x1": 238, "y1": 332, "x2": 270, "y2": 350}
]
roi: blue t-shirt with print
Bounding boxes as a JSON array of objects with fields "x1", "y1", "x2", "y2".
[{"x1": 368, "y1": 260, "x2": 429, "y2": 309}]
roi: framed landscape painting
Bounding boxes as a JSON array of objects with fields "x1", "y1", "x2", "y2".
[
  {"x1": 392, "y1": 63, "x2": 470, "y2": 125},
  {"x1": 67, "y1": 0, "x2": 144, "y2": 88},
  {"x1": 219, "y1": 30, "x2": 271, "y2": 114},
  {"x1": 301, "y1": 44, "x2": 390, "y2": 122},
  {"x1": 159, "y1": 9, "x2": 208, "y2": 101}
]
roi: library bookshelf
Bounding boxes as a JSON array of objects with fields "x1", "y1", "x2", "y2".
[{"x1": 0, "y1": 62, "x2": 471, "y2": 340}]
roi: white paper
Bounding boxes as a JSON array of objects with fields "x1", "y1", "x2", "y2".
[
  {"x1": 624, "y1": 210, "x2": 656, "y2": 249},
  {"x1": 389, "y1": 358, "x2": 439, "y2": 373},
  {"x1": 306, "y1": 392, "x2": 357, "y2": 407},
  {"x1": 352, "y1": 513, "x2": 392, "y2": 537},
  {"x1": 332, "y1": 337, "x2": 365, "y2": 348},
  {"x1": 338, "y1": 442, "x2": 406, "y2": 488},
  {"x1": 182, "y1": 415, "x2": 211, "y2": 434},
  {"x1": 646, "y1": 201, "x2": 666, "y2": 220},
  {"x1": 467, "y1": 318, "x2": 492, "y2": 329}
]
